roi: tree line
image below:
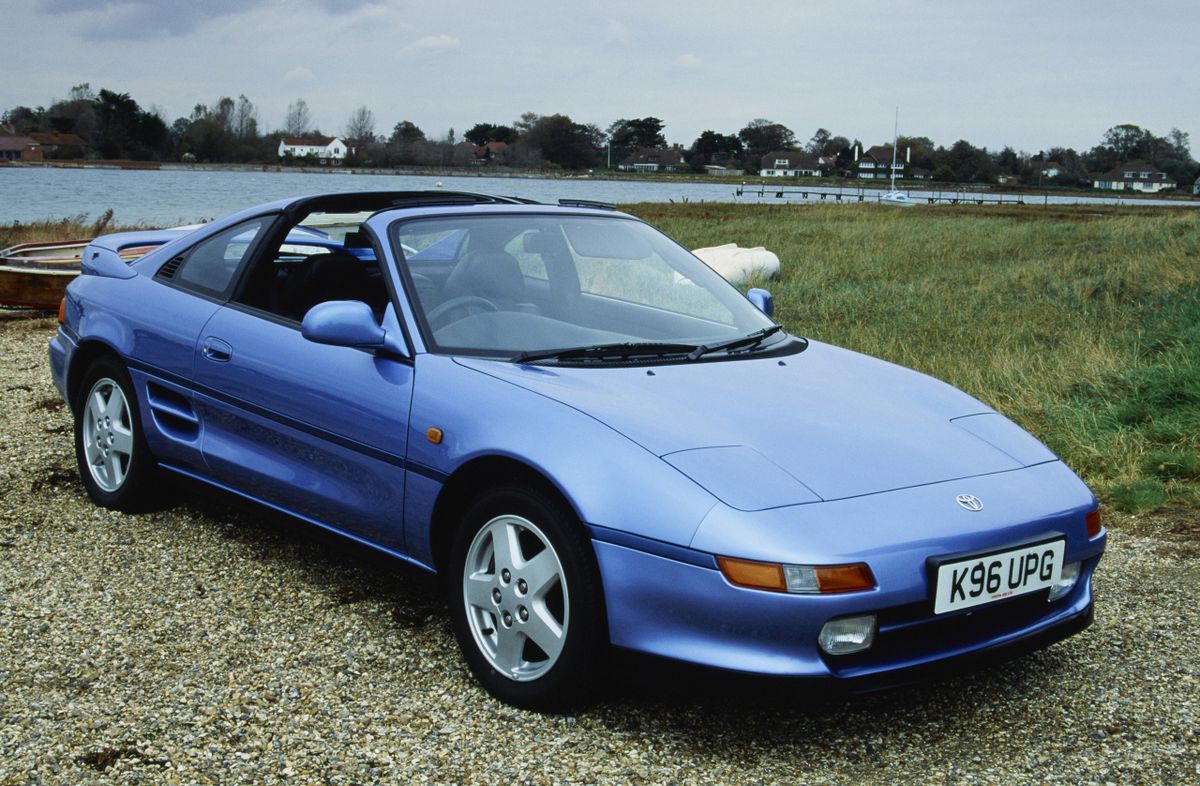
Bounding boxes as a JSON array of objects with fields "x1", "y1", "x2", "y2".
[{"x1": 3, "y1": 84, "x2": 1197, "y2": 187}]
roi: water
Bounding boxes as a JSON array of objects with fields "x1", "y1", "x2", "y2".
[{"x1": 1, "y1": 166, "x2": 1194, "y2": 225}]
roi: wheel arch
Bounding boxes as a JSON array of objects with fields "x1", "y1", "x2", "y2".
[
  {"x1": 66, "y1": 339, "x2": 125, "y2": 412},
  {"x1": 428, "y1": 455, "x2": 586, "y2": 577}
]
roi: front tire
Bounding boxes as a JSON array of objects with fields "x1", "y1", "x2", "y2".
[
  {"x1": 448, "y1": 485, "x2": 605, "y2": 712},
  {"x1": 73, "y1": 357, "x2": 158, "y2": 511}
]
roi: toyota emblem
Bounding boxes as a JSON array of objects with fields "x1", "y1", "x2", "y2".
[{"x1": 956, "y1": 494, "x2": 983, "y2": 512}]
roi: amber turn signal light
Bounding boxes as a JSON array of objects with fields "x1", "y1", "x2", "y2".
[
  {"x1": 717, "y1": 556, "x2": 786, "y2": 591},
  {"x1": 57, "y1": 296, "x2": 67, "y2": 324},
  {"x1": 718, "y1": 556, "x2": 875, "y2": 594},
  {"x1": 813, "y1": 563, "x2": 877, "y2": 593},
  {"x1": 1085, "y1": 507, "x2": 1102, "y2": 538}
]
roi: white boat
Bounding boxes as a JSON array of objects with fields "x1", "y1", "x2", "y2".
[
  {"x1": 690, "y1": 243, "x2": 780, "y2": 283},
  {"x1": 879, "y1": 108, "x2": 915, "y2": 207},
  {"x1": 879, "y1": 190, "x2": 915, "y2": 206}
]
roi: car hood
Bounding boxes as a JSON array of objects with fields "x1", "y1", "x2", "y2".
[{"x1": 455, "y1": 340, "x2": 1057, "y2": 508}]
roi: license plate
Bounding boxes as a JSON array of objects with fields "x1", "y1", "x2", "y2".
[{"x1": 933, "y1": 539, "x2": 1065, "y2": 615}]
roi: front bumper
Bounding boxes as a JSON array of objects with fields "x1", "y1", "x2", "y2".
[
  {"x1": 48, "y1": 326, "x2": 78, "y2": 405},
  {"x1": 593, "y1": 539, "x2": 1101, "y2": 680}
]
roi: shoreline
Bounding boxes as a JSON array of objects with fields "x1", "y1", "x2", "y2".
[{"x1": 4, "y1": 159, "x2": 1197, "y2": 204}]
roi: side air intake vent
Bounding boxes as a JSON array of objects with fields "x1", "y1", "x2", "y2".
[{"x1": 156, "y1": 256, "x2": 184, "y2": 280}]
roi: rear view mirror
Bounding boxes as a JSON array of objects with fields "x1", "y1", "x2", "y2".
[
  {"x1": 301, "y1": 300, "x2": 409, "y2": 357},
  {"x1": 747, "y1": 288, "x2": 774, "y2": 318}
]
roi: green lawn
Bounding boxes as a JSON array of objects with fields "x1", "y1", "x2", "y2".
[
  {"x1": 6, "y1": 205, "x2": 1197, "y2": 510},
  {"x1": 626, "y1": 202, "x2": 1200, "y2": 512}
]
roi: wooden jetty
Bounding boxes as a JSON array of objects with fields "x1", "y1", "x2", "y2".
[{"x1": 736, "y1": 182, "x2": 1029, "y2": 206}]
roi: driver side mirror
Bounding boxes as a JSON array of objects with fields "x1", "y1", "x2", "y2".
[
  {"x1": 747, "y1": 288, "x2": 774, "y2": 318},
  {"x1": 301, "y1": 300, "x2": 409, "y2": 357}
]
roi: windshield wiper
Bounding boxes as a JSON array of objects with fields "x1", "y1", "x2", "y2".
[
  {"x1": 686, "y1": 325, "x2": 784, "y2": 360},
  {"x1": 516, "y1": 341, "x2": 700, "y2": 364}
]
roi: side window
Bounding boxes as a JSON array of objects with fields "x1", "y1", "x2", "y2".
[
  {"x1": 233, "y1": 218, "x2": 389, "y2": 323},
  {"x1": 505, "y1": 231, "x2": 548, "y2": 281},
  {"x1": 572, "y1": 251, "x2": 734, "y2": 325},
  {"x1": 174, "y1": 219, "x2": 267, "y2": 297}
]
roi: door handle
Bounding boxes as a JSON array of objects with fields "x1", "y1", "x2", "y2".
[{"x1": 201, "y1": 337, "x2": 233, "y2": 362}]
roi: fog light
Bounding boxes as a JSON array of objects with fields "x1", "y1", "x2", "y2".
[
  {"x1": 1048, "y1": 561, "x2": 1080, "y2": 602},
  {"x1": 818, "y1": 614, "x2": 876, "y2": 655}
]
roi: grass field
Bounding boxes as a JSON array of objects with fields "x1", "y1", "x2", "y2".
[
  {"x1": 627, "y1": 203, "x2": 1200, "y2": 512},
  {"x1": 0, "y1": 211, "x2": 135, "y2": 249},
  {"x1": 5, "y1": 204, "x2": 1197, "y2": 511}
]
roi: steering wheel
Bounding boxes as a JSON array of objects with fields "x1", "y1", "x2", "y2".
[{"x1": 426, "y1": 295, "x2": 499, "y2": 330}]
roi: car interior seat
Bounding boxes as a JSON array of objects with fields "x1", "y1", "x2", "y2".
[
  {"x1": 281, "y1": 252, "x2": 381, "y2": 321},
  {"x1": 440, "y1": 250, "x2": 528, "y2": 311}
]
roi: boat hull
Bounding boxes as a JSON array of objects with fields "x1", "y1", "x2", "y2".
[
  {"x1": 0, "y1": 264, "x2": 76, "y2": 309},
  {"x1": 0, "y1": 241, "x2": 87, "y2": 310},
  {"x1": 0, "y1": 240, "x2": 163, "y2": 310},
  {"x1": 880, "y1": 191, "x2": 916, "y2": 207}
]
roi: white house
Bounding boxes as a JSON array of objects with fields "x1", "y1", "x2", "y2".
[
  {"x1": 618, "y1": 147, "x2": 686, "y2": 172},
  {"x1": 1092, "y1": 162, "x2": 1176, "y2": 193},
  {"x1": 278, "y1": 136, "x2": 349, "y2": 164},
  {"x1": 854, "y1": 144, "x2": 908, "y2": 179},
  {"x1": 759, "y1": 151, "x2": 822, "y2": 177}
]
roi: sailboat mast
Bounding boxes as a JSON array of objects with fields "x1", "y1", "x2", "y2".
[{"x1": 890, "y1": 106, "x2": 899, "y2": 191}]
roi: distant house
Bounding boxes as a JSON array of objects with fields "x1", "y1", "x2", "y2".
[
  {"x1": 1092, "y1": 162, "x2": 1176, "y2": 193},
  {"x1": 759, "y1": 151, "x2": 822, "y2": 177},
  {"x1": 1193, "y1": 176, "x2": 1200, "y2": 195},
  {"x1": 907, "y1": 167, "x2": 932, "y2": 180},
  {"x1": 618, "y1": 147, "x2": 686, "y2": 172},
  {"x1": 996, "y1": 174, "x2": 1020, "y2": 186},
  {"x1": 27, "y1": 131, "x2": 86, "y2": 159},
  {"x1": 815, "y1": 152, "x2": 839, "y2": 170},
  {"x1": 1039, "y1": 161, "x2": 1064, "y2": 178},
  {"x1": 278, "y1": 136, "x2": 348, "y2": 164},
  {"x1": 475, "y1": 140, "x2": 509, "y2": 164},
  {"x1": 0, "y1": 135, "x2": 42, "y2": 162},
  {"x1": 854, "y1": 144, "x2": 908, "y2": 179}
]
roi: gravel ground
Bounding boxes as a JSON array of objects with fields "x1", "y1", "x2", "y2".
[{"x1": 1, "y1": 311, "x2": 1198, "y2": 785}]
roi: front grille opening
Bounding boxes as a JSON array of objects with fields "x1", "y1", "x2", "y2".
[{"x1": 826, "y1": 590, "x2": 1063, "y2": 677}]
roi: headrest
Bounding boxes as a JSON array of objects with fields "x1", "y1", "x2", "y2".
[
  {"x1": 443, "y1": 250, "x2": 524, "y2": 303},
  {"x1": 343, "y1": 230, "x2": 371, "y2": 248}
]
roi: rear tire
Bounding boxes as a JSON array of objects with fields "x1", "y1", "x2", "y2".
[
  {"x1": 73, "y1": 357, "x2": 158, "y2": 512},
  {"x1": 448, "y1": 485, "x2": 606, "y2": 712}
]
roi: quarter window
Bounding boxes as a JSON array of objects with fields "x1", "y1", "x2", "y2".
[{"x1": 174, "y1": 218, "x2": 268, "y2": 298}]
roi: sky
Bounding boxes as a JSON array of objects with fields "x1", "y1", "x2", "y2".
[{"x1": 6, "y1": 0, "x2": 1200, "y2": 154}]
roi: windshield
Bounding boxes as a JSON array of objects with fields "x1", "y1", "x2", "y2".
[{"x1": 392, "y1": 214, "x2": 778, "y2": 360}]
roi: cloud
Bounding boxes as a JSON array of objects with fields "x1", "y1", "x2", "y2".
[
  {"x1": 400, "y1": 34, "x2": 461, "y2": 55},
  {"x1": 334, "y1": 2, "x2": 403, "y2": 34},
  {"x1": 676, "y1": 53, "x2": 702, "y2": 70},
  {"x1": 284, "y1": 66, "x2": 315, "y2": 82},
  {"x1": 604, "y1": 19, "x2": 630, "y2": 43},
  {"x1": 40, "y1": 0, "x2": 380, "y2": 39}
]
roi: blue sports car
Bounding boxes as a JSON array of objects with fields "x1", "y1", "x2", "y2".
[{"x1": 50, "y1": 191, "x2": 1105, "y2": 711}]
